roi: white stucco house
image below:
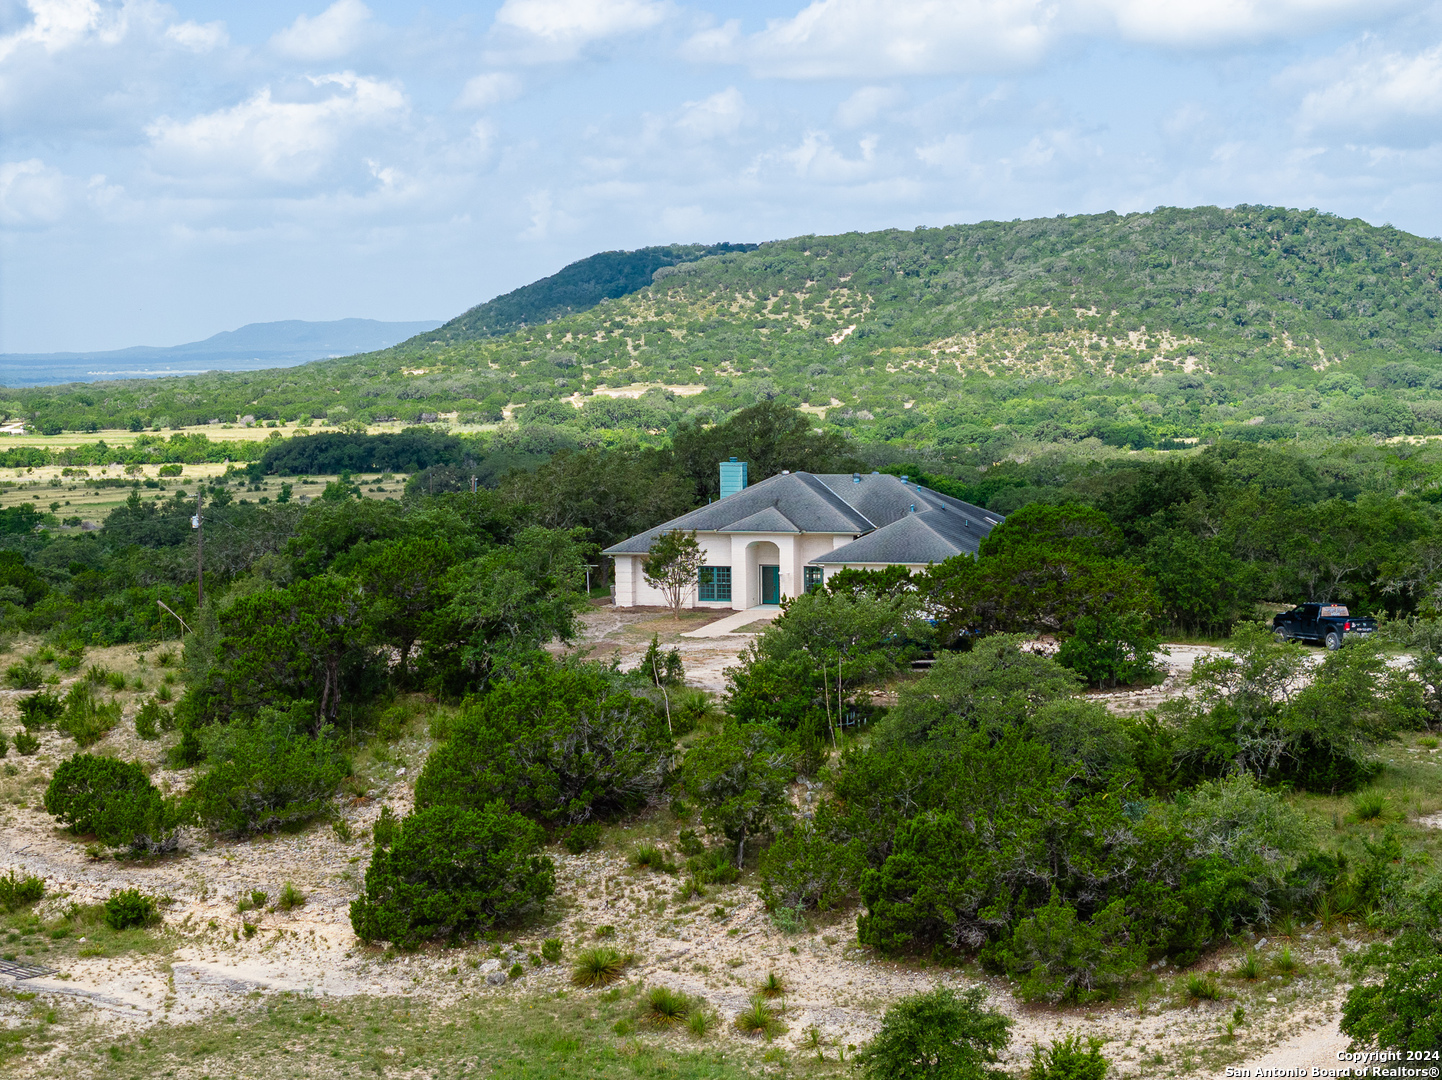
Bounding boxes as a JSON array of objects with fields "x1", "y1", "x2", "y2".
[{"x1": 603, "y1": 465, "x2": 1003, "y2": 611}]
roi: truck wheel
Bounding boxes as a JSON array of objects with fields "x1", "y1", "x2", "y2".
[
  {"x1": 1273, "y1": 627, "x2": 1290, "y2": 642},
  {"x1": 1325, "y1": 631, "x2": 1342, "y2": 651}
]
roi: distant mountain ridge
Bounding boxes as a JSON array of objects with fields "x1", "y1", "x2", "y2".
[
  {"x1": 415, "y1": 243, "x2": 758, "y2": 345},
  {"x1": 1, "y1": 319, "x2": 443, "y2": 387}
]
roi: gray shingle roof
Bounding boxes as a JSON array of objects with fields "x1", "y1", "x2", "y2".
[
  {"x1": 808, "y1": 508, "x2": 990, "y2": 566},
  {"x1": 600, "y1": 471, "x2": 872, "y2": 554},
  {"x1": 600, "y1": 469, "x2": 1003, "y2": 564},
  {"x1": 719, "y1": 506, "x2": 800, "y2": 533}
]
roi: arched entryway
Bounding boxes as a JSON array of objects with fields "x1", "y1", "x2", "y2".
[{"x1": 745, "y1": 540, "x2": 781, "y2": 606}]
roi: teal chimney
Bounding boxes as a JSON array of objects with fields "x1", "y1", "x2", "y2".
[{"x1": 719, "y1": 458, "x2": 748, "y2": 498}]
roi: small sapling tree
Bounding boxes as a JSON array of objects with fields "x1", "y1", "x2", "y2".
[{"x1": 644, "y1": 530, "x2": 704, "y2": 621}]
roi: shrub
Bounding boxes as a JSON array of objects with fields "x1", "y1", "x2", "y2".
[
  {"x1": 1341, "y1": 949, "x2": 1442, "y2": 1051},
  {"x1": 733, "y1": 997, "x2": 783, "y2": 1039},
  {"x1": 571, "y1": 946, "x2": 629, "y2": 987},
  {"x1": 541, "y1": 938, "x2": 563, "y2": 962},
  {"x1": 858, "y1": 987, "x2": 1011, "y2": 1080},
  {"x1": 13, "y1": 729, "x2": 39, "y2": 755},
  {"x1": 187, "y1": 711, "x2": 351, "y2": 837},
  {"x1": 760, "y1": 806, "x2": 868, "y2": 912},
  {"x1": 691, "y1": 849, "x2": 739, "y2": 885},
  {"x1": 103, "y1": 888, "x2": 159, "y2": 930},
  {"x1": 43, "y1": 753, "x2": 180, "y2": 855},
  {"x1": 642, "y1": 986, "x2": 691, "y2": 1025},
  {"x1": 238, "y1": 890, "x2": 268, "y2": 913},
  {"x1": 415, "y1": 663, "x2": 672, "y2": 827},
  {"x1": 1055, "y1": 612, "x2": 1162, "y2": 689},
  {"x1": 277, "y1": 882, "x2": 306, "y2": 911},
  {"x1": 564, "y1": 822, "x2": 601, "y2": 853},
  {"x1": 680, "y1": 721, "x2": 794, "y2": 869},
  {"x1": 0, "y1": 871, "x2": 45, "y2": 911},
  {"x1": 0, "y1": 731, "x2": 6, "y2": 758},
  {"x1": 1028, "y1": 1034, "x2": 1109, "y2": 1080},
  {"x1": 133, "y1": 699, "x2": 170, "y2": 741},
  {"x1": 349, "y1": 803, "x2": 555, "y2": 948},
  {"x1": 508, "y1": 962, "x2": 524, "y2": 979},
  {"x1": 994, "y1": 891, "x2": 1143, "y2": 1004},
  {"x1": 372, "y1": 805, "x2": 399, "y2": 848},
  {"x1": 4, "y1": 659, "x2": 42, "y2": 690},
  {"x1": 641, "y1": 635, "x2": 685, "y2": 687},
  {"x1": 57, "y1": 683, "x2": 122, "y2": 747},
  {"x1": 16, "y1": 690, "x2": 62, "y2": 727}
]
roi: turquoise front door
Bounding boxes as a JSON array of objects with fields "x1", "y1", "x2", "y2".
[{"x1": 760, "y1": 565, "x2": 780, "y2": 605}]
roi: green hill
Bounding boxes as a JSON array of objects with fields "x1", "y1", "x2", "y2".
[
  {"x1": 416, "y1": 242, "x2": 759, "y2": 344},
  {"x1": 12, "y1": 206, "x2": 1442, "y2": 460}
]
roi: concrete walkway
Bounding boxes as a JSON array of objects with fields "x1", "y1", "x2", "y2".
[{"x1": 680, "y1": 606, "x2": 784, "y2": 638}]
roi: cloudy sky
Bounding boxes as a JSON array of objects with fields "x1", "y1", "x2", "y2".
[{"x1": 4, "y1": 0, "x2": 1442, "y2": 352}]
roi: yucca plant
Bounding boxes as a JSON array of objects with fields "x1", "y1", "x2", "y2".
[
  {"x1": 1350, "y1": 791, "x2": 1388, "y2": 822},
  {"x1": 1185, "y1": 975, "x2": 1220, "y2": 1001},
  {"x1": 642, "y1": 986, "x2": 691, "y2": 1025},
  {"x1": 571, "y1": 946, "x2": 630, "y2": 988},
  {"x1": 757, "y1": 970, "x2": 787, "y2": 1000},
  {"x1": 687, "y1": 1009, "x2": 717, "y2": 1038},
  {"x1": 1274, "y1": 946, "x2": 1297, "y2": 975},
  {"x1": 675, "y1": 872, "x2": 706, "y2": 901},
  {"x1": 734, "y1": 996, "x2": 783, "y2": 1039},
  {"x1": 1236, "y1": 952, "x2": 1260, "y2": 980},
  {"x1": 630, "y1": 844, "x2": 674, "y2": 873}
]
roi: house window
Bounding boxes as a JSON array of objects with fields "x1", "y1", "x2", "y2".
[
  {"x1": 698, "y1": 566, "x2": 732, "y2": 602},
  {"x1": 804, "y1": 566, "x2": 824, "y2": 592}
]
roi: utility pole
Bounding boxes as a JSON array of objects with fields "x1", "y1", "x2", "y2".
[{"x1": 193, "y1": 490, "x2": 204, "y2": 609}]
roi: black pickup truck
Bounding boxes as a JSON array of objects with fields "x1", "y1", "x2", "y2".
[{"x1": 1272, "y1": 603, "x2": 1377, "y2": 650}]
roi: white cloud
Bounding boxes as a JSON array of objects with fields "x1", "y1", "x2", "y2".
[
  {"x1": 836, "y1": 85, "x2": 904, "y2": 128},
  {"x1": 145, "y1": 72, "x2": 406, "y2": 186},
  {"x1": 163, "y1": 20, "x2": 227, "y2": 53},
  {"x1": 1295, "y1": 41, "x2": 1442, "y2": 138},
  {"x1": 0, "y1": 158, "x2": 68, "y2": 225},
  {"x1": 0, "y1": 0, "x2": 127, "y2": 62},
  {"x1": 683, "y1": 0, "x2": 1058, "y2": 78},
  {"x1": 684, "y1": 0, "x2": 1413, "y2": 78},
  {"x1": 775, "y1": 131, "x2": 881, "y2": 182},
  {"x1": 675, "y1": 86, "x2": 746, "y2": 139},
  {"x1": 455, "y1": 71, "x2": 522, "y2": 110},
  {"x1": 1094, "y1": 0, "x2": 1404, "y2": 48},
  {"x1": 494, "y1": 0, "x2": 666, "y2": 48},
  {"x1": 270, "y1": 0, "x2": 371, "y2": 62}
]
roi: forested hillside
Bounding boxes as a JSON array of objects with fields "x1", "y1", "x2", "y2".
[
  {"x1": 8, "y1": 205, "x2": 1442, "y2": 458},
  {"x1": 416, "y1": 242, "x2": 759, "y2": 344}
]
